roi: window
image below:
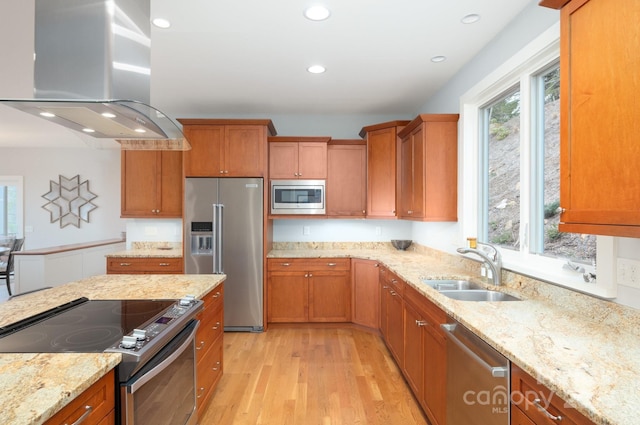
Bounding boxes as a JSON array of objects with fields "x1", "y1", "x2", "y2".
[
  {"x1": 0, "y1": 176, "x2": 24, "y2": 238},
  {"x1": 460, "y1": 23, "x2": 615, "y2": 298}
]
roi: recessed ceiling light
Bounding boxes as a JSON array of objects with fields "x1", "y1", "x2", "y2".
[
  {"x1": 134, "y1": 128, "x2": 146, "y2": 133},
  {"x1": 461, "y1": 14, "x2": 480, "y2": 24},
  {"x1": 304, "y1": 5, "x2": 331, "y2": 21},
  {"x1": 82, "y1": 128, "x2": 96, "y2": 133},
  {"x1": 152, "y1": 18, "x2": 171, "y2": 29},
  {"x1": 307, "y1": 65, "x2": 326, "y2": 74},
  {"x1": 101, "y1": 112, "x2": 116, "y2": 118},
  {"x1": 431, "y1": 56, "x2": 447, "y2": 63},
  {"x1": 39, "y1": 112, "x2": 55, "y2": 118}
]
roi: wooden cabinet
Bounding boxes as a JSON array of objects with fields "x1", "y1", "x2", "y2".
[
  {"x1": 268, "y1": 136, "x2": 329, "y2": 179},
  {"x1": 397, "y1": 114, "x2": 459, "y2": 221},
  {"x1": 121, "y1": 150, "x2": 182, "y2": 218},
  {"x1": 44, "y1": 369, "x2": 115, "y2": 425},
  {"x1": 106, "y1": 257, "x2": 184, "y2": 274},
  {"x1": 404, "y1": 283, "x2": 447, "y2": 425},
  {"x1": 267, "y1": 258, "x2": 350, "y2": 323},
  {"x1": 360, "y1": 121, "x2": 410, "y2": 219},
  {"x1": 351, "y1": 259, "x2": 380, "y2": 329},
  {"x1": 511, "y1": 363, "x2": 595, "y2": 425},
  {"x1": 179, "y1": 119, "x2": 276, "y2": 177},
  {"x1": 196, "y1": 284, "x2": 224, "y2": 417},
  {"x1": 539, "y1": 0, "x2": 640, "y2": 237},
  {"x1": 327, "y1": 140, "x2": 367, "y2": 217},
  {"x1": 379, "y1": 266, "x2": 404, "y2": 365}
]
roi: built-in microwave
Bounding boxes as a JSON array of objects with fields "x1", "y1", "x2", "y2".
[{"x1": 271, "y1": 180, "x2": 325, "y2": 215}]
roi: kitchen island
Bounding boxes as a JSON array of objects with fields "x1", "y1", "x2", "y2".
[
  {"x1": 0, "y1": 273, "x2": 224, "y2": 425},
  {"x1": 268, "y1": 242, "x2": 640, "y2": 425}
]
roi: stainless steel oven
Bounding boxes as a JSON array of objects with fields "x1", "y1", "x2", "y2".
[
  {"x1": 271, "y1": 179, "x2": 325, "y2": 214},
  {"x1": 0, "y1": 296, "x2": 203, "y2": 425}
]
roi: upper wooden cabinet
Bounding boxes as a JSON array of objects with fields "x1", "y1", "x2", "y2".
[
  {"x1": 268, "y1": 136, "x2": 329, "y2": 179},
  {"x1": 121, "y1": 150, "x2": 183, "y2": 218},
  {"x1": 544, "y1": 0, "x2": 640, "y2": 237},
  {"x1": 327, "y1": 140, "x2": 367, "y2": 218},
  {"x1": 178, "y1": 119, "x2": 276, "y2": 177},
  {"x1": 397, "y1": 114, "x2": 459, "y2": 221},
  {"x1": 359, "y1": 121, "x2": 410, "y2": 219}
]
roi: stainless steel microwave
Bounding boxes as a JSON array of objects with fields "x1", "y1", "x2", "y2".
[{"x1": 271, "y1": 180, "x2": 325, "y2": 215}]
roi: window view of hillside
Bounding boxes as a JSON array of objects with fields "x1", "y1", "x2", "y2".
[{"x1": 487, "y1": 68, "x2": 596, "y2": 263}]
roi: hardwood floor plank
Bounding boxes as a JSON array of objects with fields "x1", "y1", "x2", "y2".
[{"x1": 200, "y1": 325, "x2": 428, "y2": 425}]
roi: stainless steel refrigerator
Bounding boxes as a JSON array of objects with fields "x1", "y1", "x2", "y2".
[{"x1": 184, "y1": 178, "x2": 263, "y2": 332}]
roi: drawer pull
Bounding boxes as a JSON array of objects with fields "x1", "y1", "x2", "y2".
[
  {"x1": 196, "y1": 341, "x2": 206, "y2": 350},
  {"x1": 213, "y1": 291, "x2": 221, "y2": 298},
  {"x1": 197, "y1": 387, "x2": 205, "y2": 398},
  {"x1": 390, "y1": 290, "x2": 397, "y2": 296},
  {"x1": 159, "y1": 263, "x2": 170, "y2": 266},
  {"x1": 119, "y1": 263, "x2": 131, "y2": 266},
  {"x1": 533, "y1": 398, "x2": 563, "y2": 421},
  {"x1": 327, "y1": 262, "x2": 337, "y2": 266},
  {"x1": 281, "y1": 262, "x2": 291, "y2": 266},
  {"x1": 213, "y1": 322, "x2": 220, "y2": 330},
  {"x1": 68, "y1": 405, "x2": 93, "y2": 425},
  {"x1": 416, "y1": 320, "x2": 427, "y2": 327},
  {"x1": 213, "y1": 361, "x2": 221, "y2": 371},
  {"x1": 391, "y1": 279, "x2": 398, "y2": 283}
]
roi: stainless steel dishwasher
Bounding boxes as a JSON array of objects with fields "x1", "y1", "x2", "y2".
[{"x1": 441, "y1": 318, "x2": 510, "y2": 425}]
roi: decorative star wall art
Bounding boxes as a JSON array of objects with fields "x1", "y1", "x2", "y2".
[{"x1": 42, "y1": 175, "x2": 98, "y2": 228}]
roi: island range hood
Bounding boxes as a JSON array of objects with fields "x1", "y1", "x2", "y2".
[{"x1": 0, "y1": 0, "x2": 189, "y2": 150}]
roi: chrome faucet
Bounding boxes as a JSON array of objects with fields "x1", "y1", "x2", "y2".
[{"x1": 457, "y1": 242, "x2": 503, "y2": 286}]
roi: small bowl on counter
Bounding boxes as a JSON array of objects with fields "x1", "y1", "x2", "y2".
[{"x1": 391, "y1": 239, "x2": 412, "y2": 251}]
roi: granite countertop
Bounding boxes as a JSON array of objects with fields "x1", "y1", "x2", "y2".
[
  {"x1": 0, "y1": 274, "x2": 225, "y2": 425},
  {"x1": 268, "y1": 243, "x2": 640, "y2": 425},
  {"x1": 106, "y1": 241, "x2": 183, "y2": 258}
]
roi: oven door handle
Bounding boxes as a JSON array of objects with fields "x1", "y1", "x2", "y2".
[
  {"x1": 441, "y1": 323, "x2": 508, "y2": 378},
  {"x1": 128, "y1": 320, "x2": 200, "y2": 393}
]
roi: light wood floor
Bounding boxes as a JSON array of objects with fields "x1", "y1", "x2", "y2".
[{"x1": 200, "y1": 325, "x2": 428, "y2": 425}]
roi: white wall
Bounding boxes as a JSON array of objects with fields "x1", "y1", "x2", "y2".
[
  {"x1": 273, "y1": 219, "x2": 411, "y2": 243},
  {"x1": 1, "y1": 147, "x2": 124, "y2": 249}
]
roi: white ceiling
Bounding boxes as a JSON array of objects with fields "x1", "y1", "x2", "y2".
[{"x1": 0, "y1": 0, "x2": 534, "y2": 148}]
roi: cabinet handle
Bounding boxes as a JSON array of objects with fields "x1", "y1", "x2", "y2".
[
  {"x1": 213, "y1": 321, "x2": 220, "y2": 330},
  {"x1": 374, "y1": 263, "x2": 379, "y2": 267},
  {"x1": 224, "y1": 170, "x2": 229, "y2": 174},
  {"x1": 408, "y1": 210, "x2": 413, "y2": 214},
  {"x1": 119, "y1": 263, "x2": 131, "y2": 266},
  {"x1": 213, "y1": 361, "x2": 221, "y2": 371},
  {"x1": 533, "y1": 398, "x2": 563, "y2": 421},
  {"x1": 390, "y1": 290, "x2": 396, "y2": 296},
  {"x1": 196, "y1": 341, "x2": 206, "y2": 350},
  {"x1": 391, "y1": 279, "x2": 398, "y2": 283},
  {"x1": 67, "y1": 405, "x2": 93, "y2": 425},
  {"x1": 416, "y1": 320, "x2": 427, "y2": 327},
  {"x1": 197, "y1": 387, "x2": 205, "y2": 398},
  {"x1": 213, "y1": 291, "x2": 221, "y2": 298},
  {"x1": 159, "y1": 263, "x2": 170, "y2": 266},
  {"x1": 281, "y1": 262, "x2": 291, "y2": 267},
  {"x1": 219, "y1": 170, "x2": 224, "y2": 174},
  {"x1": 327, "y1": 262, "x2": 337, "y2": 266}
]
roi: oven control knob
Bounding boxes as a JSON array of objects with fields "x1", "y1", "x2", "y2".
[
  {"x1": 121, "y1": 335, "x2": 137, "y2": 349},
  {"x1": 132, "y1": 329, "x2": 147, "y2": 340},
  {"x1": 180, "y1": 295, "x2": 196, "y2": 306}
]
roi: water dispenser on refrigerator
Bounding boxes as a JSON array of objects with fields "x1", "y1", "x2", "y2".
[{"x1": 190, "y1": 221, "x2": 213, "y2": 255}]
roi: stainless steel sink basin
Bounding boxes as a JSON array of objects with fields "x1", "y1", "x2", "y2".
[
  {"x1": 439, "y1": 290, "x2": 521, "y2": 302},
  {"x1": 421, "y1": 279, "x2": 484, "y2": 291}
]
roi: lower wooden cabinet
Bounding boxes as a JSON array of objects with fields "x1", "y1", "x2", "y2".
[
  {"x1": 267, "y1": 258, "x2": 351, "y2": 323},
  {"x1": 351, "y1": 259, "x2": 380, "y2": 329},
  {"x1": 511, "y1": 363, "x2": 595, "y2": 425},
  {"x1": 106, "y1": 257, "x2": 184, "y2": 274},
  {"x1": 379, "y1": 266, "x2": 404, "y2": 365},
  {"x1": 196, "y1": 284, "x2": 224, "y2": 417},
  {"x1": 44, "y1": 369, "x2": 115, "y2": 425}
]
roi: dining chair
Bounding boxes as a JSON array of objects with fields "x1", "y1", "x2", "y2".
[{"x1": 0, "y1": 238, "x2": 24, "y2": 296}]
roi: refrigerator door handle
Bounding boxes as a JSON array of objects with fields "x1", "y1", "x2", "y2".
[{"x1": 213, "y1": 203, "x2": 224, "y2": 274}]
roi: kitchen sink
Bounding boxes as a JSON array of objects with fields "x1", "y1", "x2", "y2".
[
  {"x1": 421, "y1": 279, "x2": 521, "y2": 301},
  {"x1": 420, "y1": 279, "x2": 484, "y2": 291},
  {"x1": 439, "y1": 290, "x2": 521, "y2": 302}
]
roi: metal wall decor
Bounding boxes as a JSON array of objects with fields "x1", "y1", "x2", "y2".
[{"x1": 42, "y1": 175, "x2": 98, "y2": 228}]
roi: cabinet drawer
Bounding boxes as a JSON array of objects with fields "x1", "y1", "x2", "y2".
[
  {"x1": 379, "y1": 267, "x2": 404, "y2": 296},
  {"x1": 196, "y1": 305, "x2": 223, "y2": 363},
  {"x1": 267, "y1": 258, "x2": 350, "y2": 272},
  {"x1": 44, "y1": 370, "x2": 115, "y2": 425},
  {"x1": 511, "y1": 364, "x2": 595, "y2": 425},
  {"x1": 106, "y1": 257, "x2": 183, "y2": 274},
  {"x1": 196, "y1": 335, "x2": 223, "y2": 415}
]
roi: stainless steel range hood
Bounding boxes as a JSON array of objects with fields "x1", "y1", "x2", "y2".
[{"x1": 0, "y1": 0, "x2": 189, "y2": 150}]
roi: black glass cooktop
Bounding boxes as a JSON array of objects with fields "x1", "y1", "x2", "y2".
[{"x1": 0, "y1": 298, "x2": 176, "y2": 353}]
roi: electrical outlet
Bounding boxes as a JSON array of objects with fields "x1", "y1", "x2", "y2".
[
  {"x1": 617, "y1": 258, "x2": 640, "y2": 288},
  {"x1": 375, "y1": 226, "x2": 382, "y2": 236}
]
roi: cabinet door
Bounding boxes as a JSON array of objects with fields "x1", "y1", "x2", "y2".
[
  {"x1": 351, "y1": 259, "x2": 379, "y2": 329},
  {"x1": 269, "y1": 142, "x2": 299, "y2": 178},
  {"x1": 558, "y1": 0, "x2": 640, "y2": 236},
  {"x1": 367, "y1": 127, "x2": 398, "y2": 218},
  {"x1": 224, "y1": 125, "x2": 266, "y2": 176},
  {"x1": 379, "y1": 280, "x2": 390, "y2": 338},
  {"x1": 399, "y1": 136, "x2": 414, "y2": 218},
  {"x1": 403, "y1": 302, "x2": 424, "y2": 399},
  {"x1": 387, "y1": 288, "x2": 404, "y2": 366},
  {"x1": 121, "y1": 151, "x2": 159, "y2": 217},
  {"x1": 297, "y1": 142, "x2": 328, "y2": 179},
  {"x1": 511, "y1": 407, "x2": 536, "y2": 425},
  {"x1": 423, "y1": 121, "x2": 458, "y2": 221},
  {"x1": 423, "y1": 315, "x2": 446, "y2": 425},
  {"x1": 411, "y1": 126, "x2": 425, "y2": 218},
  {"x1": 267, "y1": 272, "x2": 308, "y2": 322},
  {"x1": 183, "y1": 125, "x2": 224, "y2": 176},
  {"x1": 308, "y1": 270, "x2": 351, "y2": 322},
  {"x1": 157, "y1": 151, "x2": 183, "y2": 217},
  {"x1": 327, "y1": 144, "x2": 366, "y2": 217}
]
